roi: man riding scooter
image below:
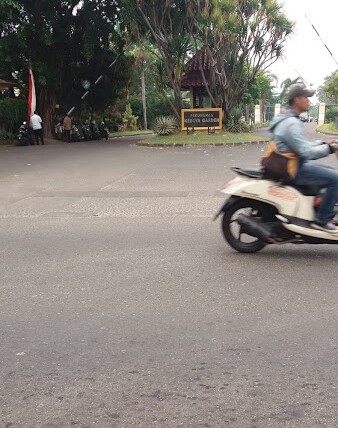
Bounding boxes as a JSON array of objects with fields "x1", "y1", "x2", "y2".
[{"x1": 268, "y1": 83, "x2": 338, "y2": 233}]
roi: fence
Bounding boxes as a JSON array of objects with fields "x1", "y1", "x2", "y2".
[{"x1": 255, "y1": 103, "x2": 327, "y2": 126}]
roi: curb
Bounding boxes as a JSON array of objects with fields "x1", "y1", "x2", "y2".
[
  {"x1": 110, "y1": 133, "x2": 155, "y2": 139},
  {"x1": 316, "y1": 130, "x2": 338, "y2": 136},
  {"x1": 136, "y1": 140, "x2": 269, "y2": 147}
]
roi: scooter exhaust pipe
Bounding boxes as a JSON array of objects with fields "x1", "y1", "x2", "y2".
[{"x1": 237, "y1": 214, "x2": 272, "y2": 243}]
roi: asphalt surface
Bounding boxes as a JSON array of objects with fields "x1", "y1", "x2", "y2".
[{"x1": 0, "y1": 125, "x2": 337, "y2": 428}]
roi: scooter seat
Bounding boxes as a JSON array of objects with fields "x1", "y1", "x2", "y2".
[
  {"x1": 231, "y1": 167, "x2": 320, "y2": 196},
  {"x1": 231, "y1": 167, "x2": 263, "y2": 178}
]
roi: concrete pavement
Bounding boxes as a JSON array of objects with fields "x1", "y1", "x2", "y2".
[{"x1": 0, "y1": 132, "x2": 337, "y2": 428}]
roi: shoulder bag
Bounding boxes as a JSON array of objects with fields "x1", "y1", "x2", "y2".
[{"x1": 261, "y1": 117, "x2": 298, "y2": 183}]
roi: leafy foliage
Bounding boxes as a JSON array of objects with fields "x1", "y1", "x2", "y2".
[
  {"x1": 325, "y1": 106, "x2": 338, "y2": 123},
  {"x1": 194, "y1": 0, "x2": 294, "y2": 117},
  {"x1": 1, "y1": 0, "x2": 295, "y2": 135},
  {"x1": 225, "y1": 107, "x2": 250, "y2": 133},
  {"x1": 124, "y1": 0, "x2": 294, "y2": 120},
  {"x1": 0, "y1": 130, "x2": 15, "y2": 141},
  {"x1": 122, "y1": 0, "x2": 195, "y2": 118},
  {"x1": 152, "y1": 116, "x2": 178, "y2": 136},
  {"x1": 0, "y1": 0, "x2": 132, "y2": 135},
  {"x1": 278, "y1": 76, "x2": 305, "y2": 104},
  {"x1": 321, "y1": 71, "x2": 338, "y2": 104},
  {"x1": 122, "y1": 104, "x2": 138, "y2": 130},
  {"x1": 127, "y1": 45, "x2": 177, "y2": 126},
  {"x1": 0, "y1": 98, "x2": 26, "y2": 131}
]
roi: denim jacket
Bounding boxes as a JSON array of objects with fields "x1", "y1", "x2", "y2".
[{"x1": 268, "y1": 110, "x2": 330, "y2": 161}]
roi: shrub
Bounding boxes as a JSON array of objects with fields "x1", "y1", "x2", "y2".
[
  {"x1": 225, "y1": 107, "x2": 250, "y2": 133},
  {"x1": 0, "y1": 130, "x2": 15, "y2": 141},
  {"x1": 0, "y1": 98, "x2": 26, "y2": 132},
  {"x1": 122, "y1": 104, "x2": 138, "y2": 131},
  {"x1": 325, "y1": 106, "x2": 338, "y2": 123},
  {"x1": 94, "y1": 115, "x2": 122, "y2": 132},
  {"x1": 152, "y1": 115, "x2": 178, "y2": 136}
]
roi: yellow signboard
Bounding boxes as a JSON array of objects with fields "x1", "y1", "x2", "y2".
[{"x1": 181, "y1": 108, "x2": 223, "y2": 131}]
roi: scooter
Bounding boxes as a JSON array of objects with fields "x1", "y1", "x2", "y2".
[
  {"x1": 71, "y1": 124, "x2": 81, "y2": 142},
  {"x1": 17, "y1": 122, "x2": 33, "y2": 146},
  {"x1": 81, "y1": 123, "x2": 92, "y2": 140},
  {"x1": 89, "y1": 121, "x2": 101, "y2": 140},
  {"x1": 214, "y1": 163, "x2": 338, "y2": 253},
  {"x1": 99, "y1": 123, "x2": 109, "y2": 140}
]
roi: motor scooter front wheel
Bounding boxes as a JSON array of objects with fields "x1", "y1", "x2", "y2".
[{"x1": 222, "y1": 199, "x2": 268, "y2": 253}]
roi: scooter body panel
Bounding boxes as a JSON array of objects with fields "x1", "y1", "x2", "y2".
[
  {"x1": 220, "y1": 175, "x2": 338, "y2": 242},
  {"x1": 221, "y1": 176, "x2": 314, "y2": 220}
]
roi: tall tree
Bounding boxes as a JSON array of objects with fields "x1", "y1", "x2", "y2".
[
  {"x1": 121, "y1": 0, "x2": 195, "y2": 119},
  {"x1": 279, "y1": 76, "x2": 305, "y2": 103},
  {"x1": 192, "y1": 0, "x2": 294, "y2": 119},
  {"x1": 244, "y1": 71, "x2": 278, "y2": 122},
  {"x1": 0, "y1": 0, "x2": 132, "y2": 136},
  {"x1": 122, "y1": 0, "x2": 293, "y2": 121},
  {"x1": 240, "y1": 70, "x2": 278, "y2": 122},
  {"x1": 319, "y1": 71, "x2": 338, "y2": 104}
]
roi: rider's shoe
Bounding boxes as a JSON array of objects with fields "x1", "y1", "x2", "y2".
[{"x1": 311, "y1": 221, "x2": 338, "y2": 233}]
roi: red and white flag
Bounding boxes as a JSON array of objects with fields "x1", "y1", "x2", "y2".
[{"x1": 27, "y1": 65, "x2": 36, "y2": 121}]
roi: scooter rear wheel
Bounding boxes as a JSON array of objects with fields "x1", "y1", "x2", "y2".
[{"x1": 222, "y1": 199, "x2": 269, "y2": 253}]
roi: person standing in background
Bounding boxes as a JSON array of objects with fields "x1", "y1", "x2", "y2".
[
  {"x1": 30, "y1": 111, "x2": 45, "y2": 145},
  {"x1": 63, "y1": 114, "x2": 72, "y2": 143}
]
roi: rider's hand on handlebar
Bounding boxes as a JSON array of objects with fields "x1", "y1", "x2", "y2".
[{"x1": 327, "y1": 140, "x2": 338, "y2": 152}]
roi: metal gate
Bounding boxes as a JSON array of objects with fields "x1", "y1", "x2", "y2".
[
  {"x1": 263, "y1": 105, "x2": 275, "y2": 123},
  {"x1": 309, "y1": 103, "x2": 319, "y2": 123}
]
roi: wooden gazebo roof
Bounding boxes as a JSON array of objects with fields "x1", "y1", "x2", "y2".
[
  {"x1": 181, "y1": 48, "x2": 212, "y2": 90},
  {"x1": 0, "y1": 79, "x2": 16, "y2": 89}
]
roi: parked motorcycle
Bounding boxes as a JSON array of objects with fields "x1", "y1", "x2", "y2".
[
  {"x1": 17, "y1": 122, "x2": 33, "y2": 146},
  {"x1": 71, "y1": 124, "x2": 81, "y2": 142},
  {"x1": 99, "y1": 122, "x2": 109, "y2": 140},
  {"x1": 81, "y1": 123, "x2": 92, "y2": 140},
  {"x1": 90, "y1": 121, "x2": 101, "y2": 140},
  {"x1": 214, "y1": 161, "x2": 338, "y2": 253}
]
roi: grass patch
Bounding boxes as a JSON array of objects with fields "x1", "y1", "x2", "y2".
[
  {"x1": 252, "y1": 122, "x2": 269, "y2": 129},
  {"x1": 316, "y1": 123, "x2": 338, "y2": 135},
  {"x1": 109, "y1": 130, "x2": 153, "y2": 138},
  {"x1": 139, "y1": 131, "x2": 268, "y2": 146}
]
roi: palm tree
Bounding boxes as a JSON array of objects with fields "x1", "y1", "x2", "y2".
[
  {"x1": 131, "y1": 43, "x2": 150, "y2": 130},
  {"x1": 279, "y1": 76, "x2": 305, "y2": 102}
]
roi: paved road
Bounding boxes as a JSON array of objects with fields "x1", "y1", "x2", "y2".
[
  {"x1": 254, "y1": 121, "x2": 337, "y2": 142},
  {"x1": 0, "y1": 129, "x2": 337, "y2": 428}
]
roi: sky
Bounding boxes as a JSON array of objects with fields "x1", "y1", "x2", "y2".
[{"x1": 269, "y1": 0, "x2": 338, "y2": 93}]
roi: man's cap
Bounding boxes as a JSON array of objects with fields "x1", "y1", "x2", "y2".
[{"x1": 287, "y1": 84, "x2": 315, "y2": 101}]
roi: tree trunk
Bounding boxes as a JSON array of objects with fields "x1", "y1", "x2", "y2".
[
  {"x1": 38, "y1": 88, "x2": 57, "y2": 138},
  {"x1": 245, "y1": 104, "x2": 250, "y2": 123},
  {"x1": 259, "y1": 99, "x2": 265, "y2": 123},
  {"x1": 140, "y1": 65, "x2": 147, "y2": 130}
]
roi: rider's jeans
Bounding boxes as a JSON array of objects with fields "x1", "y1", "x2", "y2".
[{"x1": 293, "y1": 161, "x2": 338, "y2": 225}]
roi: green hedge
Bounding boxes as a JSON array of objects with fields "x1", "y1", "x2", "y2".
[
  {"x1": 0, "y1": 130, "x2": 15, "y2": 140},
  {"x1": 0, "y1": 98, "x2": 26, "y2": 131},
  {"x1": 325, "y1": 106, "x2": 338, "y2": 123}
]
